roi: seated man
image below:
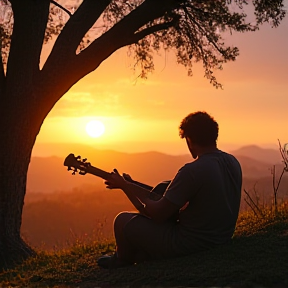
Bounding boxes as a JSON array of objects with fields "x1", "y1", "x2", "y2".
[{"x1": 97, "y1": 111, "x2": 242, "y2": 269}]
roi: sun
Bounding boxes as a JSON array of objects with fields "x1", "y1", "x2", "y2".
[{"x1": 85, "y1": 120, "x2": 105, "y2": 138}]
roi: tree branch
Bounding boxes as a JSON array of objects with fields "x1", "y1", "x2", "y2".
[
  {"x1": 0, "y1": 47, "x2": 5, "y2": 95},
  {"x1": 50, "y1": 0, "x2": 72, "y2": 17},
  {"x1": 76, "y1": 0, "x2": 179, "y2": 72},
  {"x1": 107, "y1": 0, "x2": 178, "y2": 44},
  {"x1": 6, "y1": 0, "x2": 50, "y2": 94},
  {"x1": 126, "y1": 20, "x2": 175, "y2": 45},
  {"x1": 44, "y1": 0, "x2": 110, "y2": 67},
  {"x1": 182, "y1": 6, "x2": 224, "y2": 56}
]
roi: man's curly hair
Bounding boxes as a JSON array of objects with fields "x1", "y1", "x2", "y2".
[{"x1": 179, "y1": 111, "x2": 218, "y2": 146}]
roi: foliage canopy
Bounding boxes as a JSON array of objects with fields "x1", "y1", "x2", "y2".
[{"x1": 0, "y1": 0, "x2": 286, "y2": 88}]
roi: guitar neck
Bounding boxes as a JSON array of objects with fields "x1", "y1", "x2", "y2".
[
  {"x1": 86, "y1": 165, "x2": 111, "y2": 180},
  {"x1": 86, "y1": 165, "x2": 153, "y2": 190}
]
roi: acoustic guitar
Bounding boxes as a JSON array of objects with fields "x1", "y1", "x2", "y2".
[{"x1": 64, "y1": 153, "x2": 171, "y2": 201}]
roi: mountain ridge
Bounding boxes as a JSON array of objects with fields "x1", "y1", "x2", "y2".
[
  {"x1": 33, "y1": 142, "x2": 283, "y2": 162},
  {"x1": 27, "y1": 144, "x2": 285, "y2": 194},
  {"x1": 230, "y1": 144, "x2": 282, "y2": 164}
]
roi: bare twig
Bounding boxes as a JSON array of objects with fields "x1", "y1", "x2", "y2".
[
  {"x1": 50, "y1": 0, "x2": 72, "y2": 17},
  {"x1": 271, "y1": 165, "x2": 278, "y2": 214},
  {"x1": 278, "y1": 139, "x2": 288, "y2": 171},
  {"x1": 243, "y1": 188, "x2": 264, "y2": 217},
  {"x1": 270, "y1": 140, "x2": 288, "y2": 215},
  {"x1": 244, "y1": 198, "x2": 258, "y2": 216}
]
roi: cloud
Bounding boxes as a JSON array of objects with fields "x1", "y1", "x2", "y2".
[{"x1": 48, "y1": 91, "x2": 122, "y2": 117}]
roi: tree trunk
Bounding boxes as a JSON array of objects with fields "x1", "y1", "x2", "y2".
[
  {"x1": 0, "y1": 0, "x2": 51, "y2": 271},
  {"x1": 0, "y1": 96, "x2": 41, "y2": 271}
]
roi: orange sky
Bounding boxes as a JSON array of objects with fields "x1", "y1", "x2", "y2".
[{"x1": 33, "y1": 10, "x2": 288, "y2": 156}]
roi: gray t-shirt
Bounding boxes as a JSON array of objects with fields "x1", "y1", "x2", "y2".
[{"x1": 164, "y1": 150, "x2": 242, "y2": 247}]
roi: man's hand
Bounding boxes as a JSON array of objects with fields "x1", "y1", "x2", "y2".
[
  {"x1": 105, "y1": 169, "x2": 128, "y2": 190},
  {"x1": 123, "y1": 173, "x2": 133, "y2": 182}
]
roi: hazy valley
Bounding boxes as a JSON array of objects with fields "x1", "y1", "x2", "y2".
[{"x1": 22, "y1": 144, "x2": 288, "y2": 250}]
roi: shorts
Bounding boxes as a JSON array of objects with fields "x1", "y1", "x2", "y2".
[{"x1": 123, "y1": 214, "x2": 203, "y2": 261}]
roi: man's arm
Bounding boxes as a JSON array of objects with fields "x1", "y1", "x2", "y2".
[
  {"x1": 123, "y1": 173, "x2": 153, "y2": 191},
  {"x1": 105, "y1": 169, "x2": 180, "y2": 223}
]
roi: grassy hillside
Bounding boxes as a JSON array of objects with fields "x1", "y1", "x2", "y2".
[{"x1": 1, "y1": 205, "x2": 288, "y2": 288}]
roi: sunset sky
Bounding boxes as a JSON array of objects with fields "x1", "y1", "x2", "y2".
[{"x1": 33, "y1": 4, "x2": 288, "y2": 156}]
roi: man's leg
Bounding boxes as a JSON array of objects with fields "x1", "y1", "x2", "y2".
[
  {"x1": 99, "y1": 212, "x2": 181, "y2": 268},
  {"x1": 113, "y1": 211, "x2": 139, "y2": 263},
  {"x1": 97, "y1": 211, "x2": 138, "y2": 269},
  {"x1": 115, "y1": 212, "x2": 171, "y2": 263}
]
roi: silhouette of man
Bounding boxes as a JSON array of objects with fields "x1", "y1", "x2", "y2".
[{"x1": 97, "y1": 111, "x2": 242, "y2": 269}]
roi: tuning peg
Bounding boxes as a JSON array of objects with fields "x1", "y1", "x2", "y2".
[
  {"x1": 83, "y1": 158, "x2": 87, "y2": 162},
  {"x1": 72, "y1": 167, "x2": 78, "y2": 175},
  {"x1": 67, "y1": 167, "x2": 71, "y2": 171},
  {"x1": 76, "y1": 155, "x2": 81, "y2": 160}
]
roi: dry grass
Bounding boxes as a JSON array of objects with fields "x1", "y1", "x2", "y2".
[{"x1": 0, "y1": 204, "x2": 288, "y2": 288}]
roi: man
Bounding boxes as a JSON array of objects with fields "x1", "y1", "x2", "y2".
[{"x1": 97, "y1": 111, "x2": 242, "y2": 269}]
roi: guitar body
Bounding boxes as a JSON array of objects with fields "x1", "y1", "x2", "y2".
[{"x1": 149, "y1": 180, "x2": 171, "y2": 200}]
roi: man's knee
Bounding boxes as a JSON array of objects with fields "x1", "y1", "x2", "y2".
[{"x1": 114, "y1": 212, "x2": 137, "y2": 231}]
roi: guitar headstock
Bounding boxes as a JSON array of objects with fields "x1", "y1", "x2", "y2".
[{"x1": 64, "y1": 153, "x2": 90, "y2": 175}]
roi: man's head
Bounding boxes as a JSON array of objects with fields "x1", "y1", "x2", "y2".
[{"x1": 179, "y1": 111, "x2": 219, "y2": 158}]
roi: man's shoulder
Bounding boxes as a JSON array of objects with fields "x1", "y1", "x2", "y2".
[
  {"x1": 185, "y1": 151, "x2": 241, "y2": 170},
  {"x1": 215, "y1": 151, "x2": 242, "y2": 177},
  {"x1": 180, "y1": 158, "x2": 204, "y2": 173},
  {"x1": 181, "y1": 150, "x2": 240, "y2": 168},
  {"x1": 218, "y1": 150, "x2": 241, "y2": 166},
  {"x1": 205, "y1": 150, "x2": 240, "y2": 163}
]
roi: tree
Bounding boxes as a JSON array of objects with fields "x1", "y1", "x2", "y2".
[{"x1": 0, "y1": 0, "x2": 286, "y2": 270}]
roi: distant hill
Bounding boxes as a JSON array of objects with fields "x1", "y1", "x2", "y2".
[
  {"x1": 230, "y1": 145, "x2": 282, "y2": 164},
  {"x1": 27, "y1": 144, "x2": 286, "y2": 194},
  {"x1": 233, "y1": 155, "x2": 274, "y2": 179},
  {"x1": 32, "y1": 142, "x2": 188, "y2": 158},
  {"x1": 34, "y1": 142, "x2": 283, "y2": 164}
]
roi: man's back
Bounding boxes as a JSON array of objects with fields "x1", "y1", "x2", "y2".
[{"x1": 164, "y1": 150, "x2": 242, "y2": 248}]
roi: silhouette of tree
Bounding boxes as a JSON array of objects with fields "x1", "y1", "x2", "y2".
[{"x1": 0, "y1": 0, "x2": 286, "y2": 270}]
